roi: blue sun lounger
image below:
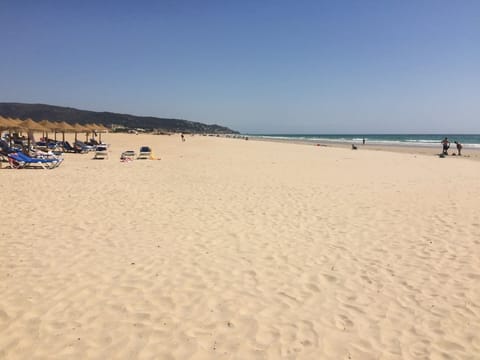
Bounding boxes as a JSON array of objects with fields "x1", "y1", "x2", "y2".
[
  {"x1": 137, "y1": 146, "x2": 152, "y2": 160},
  {"x1": 8, "y1": 152, "x2": 63, "y2": 169}
]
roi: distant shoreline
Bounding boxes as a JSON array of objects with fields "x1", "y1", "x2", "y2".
[{"x1": 244, "y1": 135, "x2": 480, "y2": 161}]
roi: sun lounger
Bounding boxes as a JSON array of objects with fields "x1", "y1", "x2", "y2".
[
  {"x1": 74, "y1": 141, "x2": 95, "y2": 152},
  {"x1": 8, "y1": 152, "x2": 63, "y2": 169},
  {"x1": 121, "y1": 150, "x2": 136, "y2": 161},
  {"x1": 137, "y1": 146, "x2": 152, "y2": 160},
  {"x1": 93, "y1": 145, "x2": 108, "y2": 159},
  {"x1": 60, "y1": 141, "x2": 83, "y2": 153},
  {"x1": 8, "y1": 153, "x2": 48, "y2": 169},
  {"x1": 16, "y1": 152, "x2": 63, "y2": 168},
  {"x1": 33, "y1": 149, "x2": 63, "y2": 160}
]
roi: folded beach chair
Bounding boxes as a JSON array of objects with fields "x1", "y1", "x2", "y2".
[
  {"x1": 137, "y1": 146, "x2": 152, "y2": 160},
  {"x1": 93, "y1": 145, "x2": 109, "y2": 159}
]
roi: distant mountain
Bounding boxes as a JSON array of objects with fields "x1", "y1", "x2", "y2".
[{"x1": 0, "y1": 103, "x2": 238, "y2": 134}]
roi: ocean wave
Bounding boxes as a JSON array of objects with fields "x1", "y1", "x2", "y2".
[
  {"x1": 250, "y1": 135, "x2": 480, "y2": 148},
  {"x1": 405, "y1": 139, "x2": 440, "y2": 143}
]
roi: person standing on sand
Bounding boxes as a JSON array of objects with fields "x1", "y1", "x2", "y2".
[
  {"x1": 362, "y1": 137, "x2": 365, "y2": 145},
  {"x1": 441, "y1": 137, "x2": 450, "y2": 155},
  {"x1": 181, "y1": 133, "x2": 185, "y2": 142},
  {"x1": 455, "y1": 141, "x2": 463, "y2": 156}
]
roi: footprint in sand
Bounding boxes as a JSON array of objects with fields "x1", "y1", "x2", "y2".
[
  {"x1": 321, "y1": 274, "x2": 337, "y2": 283},
  {"x1": 334, "y1": 314, "x2": 354, "y2": 330}
]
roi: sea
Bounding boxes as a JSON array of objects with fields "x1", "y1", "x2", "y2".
[{"x1": 246, "y1": 134, "x2": 480, "y2": 149}]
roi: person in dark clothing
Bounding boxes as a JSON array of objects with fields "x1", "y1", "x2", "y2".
[
  {"x1": 441, "y1": 137, "x2": 450, "y2": 155},
  {"x1": 454, "y1": 141, "x2": 463, "y2": 156}
]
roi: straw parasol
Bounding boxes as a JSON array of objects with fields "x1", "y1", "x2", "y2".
[
  {"x1": 55, "y1": 121, "x2": 75, "y2": 142},
  {"x1": 0, "y1": 117, "x2": 7, "y2": 162},
  {"x1": 0, "y1": 117, "x2": 22, "y2": 146},
  {"x1": 86, "y1": 123, "x2": 105, "y2": 142},
  {"x1": 83, "y1": 123, "x2": 95, "y2": 141},
  {"x1": 0, "y1": 116, "x2": 11, "y2": 129},
  {"x1": 38, "y1": 119, "x2": 56, "y2": 130},
  {"x1": 55, "y1": 121, "x2": 75, "y2": 131},
  {"x1": 0, "y1": 116, "x2": 18, "y2": 132},
  {"x1": 38, "y1": 120, "x2": 57, "y2": 143},
  {"x1": 88, "y1": 123, "x2": 100, "y2": 131},
  {"x1": 71, "y1": 123, "x2": 89, "y2": 142},
  {"x1": 88, "y1": 123, "x2": 101, "y2": 141},
  {"x1": 8, "y1": 118, "x2": 23, "y2": 128},
  {"x1": 18, "y1": 118, "x2": 44, "y2": 131},
  {"x1": 0, "y1": 116, "x2": 10, "y2": 142},
  {"x1": 48, "y1": 121, "x2": 60, "y2": 141},
  {"x1": 95, "y1": 123, "x2": 109, "y2": 142},
  {"x1": 17, "y1": 118, "x2": 44, "y2": 153}
]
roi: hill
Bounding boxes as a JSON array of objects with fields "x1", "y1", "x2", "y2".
[{"x1": 0, "y1": 103, "x2": 238, "y2": 134}]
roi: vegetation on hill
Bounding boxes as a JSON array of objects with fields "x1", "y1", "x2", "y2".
[{"x1": 0, "y1": 103, "x2": 237, "y2": 134}]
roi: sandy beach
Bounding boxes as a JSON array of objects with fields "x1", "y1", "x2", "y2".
[
  {"x1": 1, "y1": 133, "x2": 480, "y2": 359},
  {"x1": 248, "y1": 136, "x2": 480, "y2": 162}
]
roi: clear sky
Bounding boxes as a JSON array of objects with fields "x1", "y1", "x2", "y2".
[{"x1": 1, "y1": 0, "x2": 479, "y2": 133}]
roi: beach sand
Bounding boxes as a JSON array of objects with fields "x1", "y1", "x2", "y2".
[
  {"x1": 1, "y1": 133, "x2": 480, "y2": 359},
  {"x1": 248, "y1": 136, "x2": 480, "y2": 162}
]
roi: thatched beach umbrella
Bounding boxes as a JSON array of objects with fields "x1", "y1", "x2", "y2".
[
  {"x1": 18, "y1": 118, "x2": 44, "y2": 131},
  {"x1": 0, "y1": 116, "x2": 13, "y2": 132},
  {"x1": 0, "y1": 117, "x2": 7, "y2": 152},
  {"x1": 89, "y1": 123, "x2": 100, "y2": 134},
  {"x1": 48, "y1": 121, "x2": 60, "y2": 140},
  {"x1": 0, "y1": 116, "x2": 11, "y2": 130},
  {"x1": 71, "y1": 123, "x2": 89, "y2": 142},
  {"x1": 96, "y1": 124, "x2": 109, "y2": 142},
  {"x1": 18, "y1": 118, "x2": 44, "y2": 153},
  {"x1": 55, "y1": 121, "x2": 75, "y2": 142},
  {"x1": 0, "y1": 116, "x2": 10, "y2": 144},
  {"x1": 38, "y1": 120, "x2": 57, "y2": 143},
  {"x1": 7, "y1": 118, "x2": 22, "y2": 128},
  {"x1": 90, "y1": 123, "x2": 103, "y2": 142},
  {"x1": 83, "y1": 123, "x2": 97, "y2": 142},
  {"x1": 87, "y1": 123, "x2": 107, "y2": 142},
  {"x1": 0, "y1": 117, "x2": 21, "y2": 147}
]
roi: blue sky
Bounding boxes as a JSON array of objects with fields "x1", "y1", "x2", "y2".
[{"x1": 1, "y1": 0, "x2": 479, "y2": 133}]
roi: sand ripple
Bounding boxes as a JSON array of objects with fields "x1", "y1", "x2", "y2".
[{"x1": 1, "y1": 135, "x2": 480, "y2": 359}]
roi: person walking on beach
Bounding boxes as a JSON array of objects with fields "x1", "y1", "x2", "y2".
[
  {"x1": 181, "y1": 133, "x2": 185, "y2": 142},
  {"x1": 454, "y1": 141, "x2": 463, "y2": 156},
  {"x1": 362, "y1": 137, "x2": 365, "y2": 145},
  {"x1": 441, "y1": 137, "x2": 450, "y2": 155}
]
